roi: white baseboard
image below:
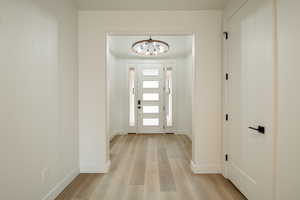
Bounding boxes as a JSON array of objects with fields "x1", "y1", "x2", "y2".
[
  {"x1": 105, "y1": 160, "x2": 111, "y2": 173},
  {"x1": 185, "y1": 133, "x2": 192, "y2": 141},
  {"x1": 190, "y1": 160, "x2": 221, "y2": 174},
  {"x1": 109, "y1": 134, "x2": 116, "y2": 141},
  {"x1": 174, "y1": 130, "x2": 192, "y2": 140},
  {"x1": 110, "y1": 131, "x2": 126, "y2": 141},
  {"x1": 42, "y1": 168, "x2": 79, "y2": 200},
  {"x1": 80, "y1": 160, "x2": 111, "y2": 173}
]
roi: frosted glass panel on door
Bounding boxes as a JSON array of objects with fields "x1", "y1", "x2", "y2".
[
  {"x1": 129, "y1": 68, "x2": 135, "y2": 127},
  {"x1": 143, "y1": 93, "x2": 159, "y2": 101},
  {"x1": 143, "y1": 81, "x2": 159, "y2": 88},
  {"x1": 143, "y1": 118, "x2": 159, "y2": 126},
  {"x1": 143, "y1": 69, "x2": 159, "y2": 76},
  {"x1": 166, "y1": 69, "x2": 173, "y2": 127},
  {"x1": 143, "y1": 106, "x2": 159, "y2": 114}
]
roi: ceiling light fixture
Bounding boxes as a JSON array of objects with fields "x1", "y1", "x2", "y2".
[{"x1": 131, "y1": 36, "x2": 169, "y2": 56}]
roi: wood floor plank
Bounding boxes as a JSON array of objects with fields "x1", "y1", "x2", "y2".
[
  {"x1": 159, "y1": 192, "x2": 177, "y2": 200},
  {"x1": 169, "y1": 159, "x2": 199, "y2": 200},
  {"x1": 144, "y1": 136, "x2": 160, "y2": 200},
  {"x1": 157, "y1": 135, "x2": 176, "y2": 192},
  {"x1": 103, "y1": 136, "x2": 138, "y2": 200},
  {"x1": 56, "y1": 134, "x2": 246, "y2": 200},
  {"x1": 174, "y1": 135, "x2": 192, "y2": 162},
  {"x1": 129, "y1": 136, "x2": 147, "y2": 185},
  {"x1": 124, "y1": 186, "x2": 144, "y2": 200},
  {"x1": 210, "y1": 174, "x2": 247, "y2": 200},
  {"x1": 56, "y1": 174, "x2": 92, "y2": 200},
  {"x1": 163, "y1": 135, "x2": 180, "y2": 159}
]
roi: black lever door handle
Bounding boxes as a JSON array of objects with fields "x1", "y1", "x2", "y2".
[{"x1": 248, "y1": 126, "x2": 265, "y2": 134}]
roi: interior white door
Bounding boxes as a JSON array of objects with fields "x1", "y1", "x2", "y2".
[
  {"x1": 227, "y1": 0, "x2": 275, "y2": 199},
  {"x1": 137, "y1": 65, "x2": 165, "y2": 133}
]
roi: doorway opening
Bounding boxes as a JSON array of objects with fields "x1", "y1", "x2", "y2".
[{"x1": 106, "y1": 34, "x2": 195, "y2": 163}]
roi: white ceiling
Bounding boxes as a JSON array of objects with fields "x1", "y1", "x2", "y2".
[
  {"x1": 108, "y1": 35, "x2": 193, "y2": 59},
  {"x1": 76, "y1": 0, "x2": 227, "y2": 10}
]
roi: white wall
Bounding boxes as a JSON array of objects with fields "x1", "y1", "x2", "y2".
[
  {"x1": 0, "y1": 1, "x2": 78, "y2": 200},
  {"x1": 176, "y1": 54, "x2": 193, "y2": 137},
  {"x1": 79, "y1": 11, "x2": 223, "y2": 173},
  {"x1": 107, "y1": 53, "x2": 127, "y2": 139},
  {"x1": 276, "y1": 0, "x2": 300, "y2": 199},
  {"x1": 223, "y1": 0, "x2": 247, "y2": 19}
]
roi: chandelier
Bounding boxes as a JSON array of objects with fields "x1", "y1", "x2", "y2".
[{"x1": 131, "y1": 37, "x2": 169, "y2": 56}]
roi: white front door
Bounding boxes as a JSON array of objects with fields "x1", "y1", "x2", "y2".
[
  {"x1": 226, "y1": 0, "x2": 275, "y2": 199},
  {"x1": 136, "y1": 64, "x2": 165, "y2": 133}
]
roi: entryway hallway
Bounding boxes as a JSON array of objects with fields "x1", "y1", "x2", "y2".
[{"x1": 56, "y1": 135, "x2": 246, "y2": 200}]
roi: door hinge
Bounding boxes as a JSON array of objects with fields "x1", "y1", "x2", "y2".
[
  {"x1": 224, "y1": 32, "x2": 229, "y2": 40},
  {"x1": 163, "y1": 106, "x2": 166, "y2": 111},
  {"x1": 226, "y1": 114, "x2": 229, "y2": 121},
  {"x1": 226, "y1": 73, "x2": 229, "y2": 80},
  {"x1": 225, "y1": 154, "x2": 228, "y2": 161}
]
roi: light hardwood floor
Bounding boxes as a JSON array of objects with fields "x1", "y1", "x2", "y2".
[{"x1": 56, "y1": 134, "x2": 246, "y2": 200}]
